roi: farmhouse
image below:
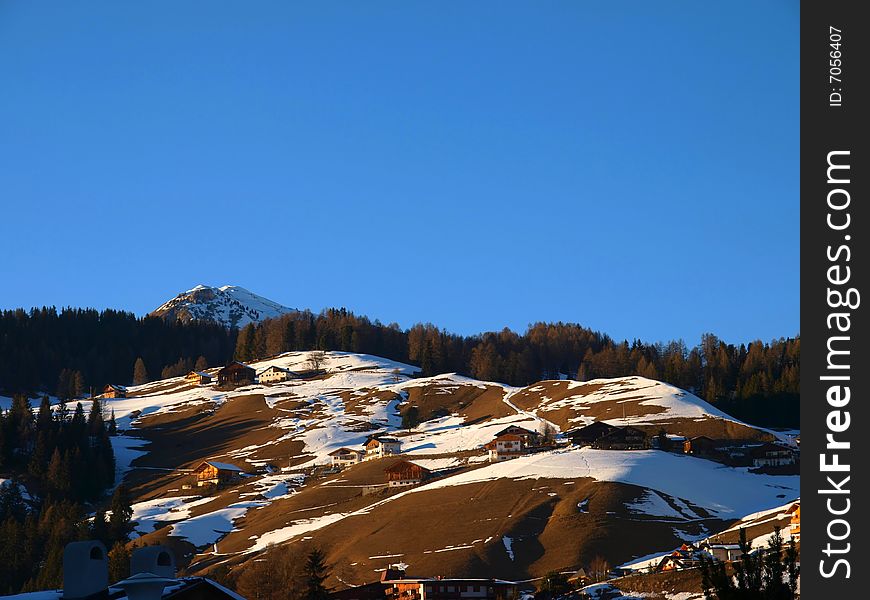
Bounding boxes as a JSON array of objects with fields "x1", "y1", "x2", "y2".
[
  {"x1": 101, "y1": 384, "x2": 127, "y2": 399},
  {"x1": 259, "y1": 365, "x2": 298, "y2": 384},
  {"x1": 331, "y1": 569, "x2": 519, "y2": 600},
  {"x1": 749, "y1": 442, "x2": 796, "y2": 467},
  {"x1": 656, "y1": 545, "x2": 702, "y2": 572},
  {"x1": 699, "y1": 542, "x2": 744, "y2": 562},
  {"x1": 381, "y1": 571, "x2": 518, "y2": 600},
  {"x1": 365, "y1": 436, "x2": 401, "y2": 460},
  {"x1": 185, "y1": 371, "x2": 212, "y2": 385},
  {"x1": 569, "y1": 421, "x2": 619, "y2": 446},
  {"x1": 493, "y1": 425, "x2": 539, "y2": 447},
  {"x1": 592, "y1": 426, "x2": 648, "y2": 450},
  {"x1": 329, "y1": 447, "x2": 364, "y2": 467},
  {"x1": 217, "y1": 361, "x2": 256, "y2": 386},
  {"x1": 192, "y1": 460, "x2": 244, "y2": 487},
  {"x1": 683, "y1": 435, "x2": 717, "y2": 456},
  {"x1": 384, "y1": 460, "x2": 430, "y2": 487},
  {"x1": 485, "y1": 434, "x2": 526, "y2": 462}
]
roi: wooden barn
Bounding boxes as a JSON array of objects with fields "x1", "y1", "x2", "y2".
[
  {"x1": 384, "y1": 460, "x2": 430, "y2": 487},
  {"x1": 217, "y1": 361, "x2": 256, "y2": 386},
  {"x1": 569, "y1": 421, "x2": 618, "y2": 446},
  {"x1": 185, "y1": 371, "x2": 213, "y2": 385},
  {"x1": 102, "y1": 384, "x2": 127, "y2": 399},
  {"x1": 749, "y1": 442, "x2": 796, "y2": 467},
  {"x1": 593, "y1": 426, "x2": 648, "y2": 450},
  {"x1": 192, "y1": 460, "x2": 244, "y2": 487},
  {"x1": 683, "y1": 435, "x2": 717, "y2": 456}
]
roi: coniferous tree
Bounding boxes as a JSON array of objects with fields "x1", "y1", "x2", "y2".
[
  {"x1": 132, "y1": 357, "x2": 149, "y2": 385},
  {"x1": 108, "y1": 409, "x2": 118, "y2": 436},
  {"x1": 304, "y1": 548, "x2": 331, "y2": 600},
  {"x1": 109, "y1": 483, "x2": 133, "y2": 544},
  {"x1": 194, "y1": 355, "x2": 209, "y2": 371},
  {"x1": 107, "y1": 542, "x2": 131, "y2": 583}
]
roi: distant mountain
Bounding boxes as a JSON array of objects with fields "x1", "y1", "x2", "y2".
[{"x1": 151, "y1": 285, "x2": 295, "y2": 328}]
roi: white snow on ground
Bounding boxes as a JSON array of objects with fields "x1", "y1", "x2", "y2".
[
  {"x1": 502, "y1": 536, "x2": 515, "y2": 560},
  {"x1": 537, "y1": 377, "x2": 745, "y2": 426},
  {"x1": 111, "y1": 434, "x2": 150, "y2": 480},
  {"x1": 405, "y1": 448, "x2": 799, "y2": 518},
  {"x1": 620, "y1": 498, "x2": 800, "y2": 572},
  {"x1": 130, "y1": 496, "x2": 201, "y2": 536},
  {"x1": 249, "y1": 511, "x2": 350, "y2": 552},
  {"x1": 626, "y1": 490, "x2": 688, "y2": 520},
  {"x1": 170, "y1": 500, "x2": 267, "y2": 548}
]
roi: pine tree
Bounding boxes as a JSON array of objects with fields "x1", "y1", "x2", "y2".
[
  {"x1": 72, "y1": 370, "x2": 85, "y2": 399},
  {"x1": 401, "y1": 406, "x2": 420, "y2": 431},
  {"x1": 88, "y1": 397, "x2": 105, "y2": 435},
  {"x1": 109, "y1": 483, "x2": 133, "y2": 544},
  {"x1": 304, "y1": 548, "x2": 331, "y2": 600},
  {"x1": 194, "y1": 355, "x2": 209, "y2": 372},
  {"x1": 108, "y1": 542, "x2": 131, "y2": 583},
  {"x1": 46, "y1": 449, "x2": 70, "y2": 497},
  {"x1": 90, "y1": 510, "x2": 110, "y2": 547},
  {"x1": 108, "y1": 409, "x2": 118, "y2": 436},
  {"x1": 132, "y1": 357, "x2": 149, "y2": 385}
]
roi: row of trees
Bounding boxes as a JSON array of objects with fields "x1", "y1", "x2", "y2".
[
  {"x1": 0, "y1": 306, "x2": 799, "y2": 427},
  {"x1": 234, "y1": 313, "x2": 799, "y2": 427},
  {"x1": 0, "y1": 482, "x2": 134, "y2": 594},
  {"x1": 0, "y1": 395, "x2": 116, "y2": 501},
  {"x1": 0, "y1": 391, "x2": 132, "y2": 594},
  {"x1": 0, "y1": 307, "x2": 236, "y2": 397}
]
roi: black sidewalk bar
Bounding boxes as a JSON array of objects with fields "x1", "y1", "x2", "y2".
[{"x1": 801, "y1": 0, "x2": 869, "y2": 596}]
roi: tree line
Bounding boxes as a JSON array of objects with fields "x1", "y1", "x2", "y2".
[
  {"x1": 0, "y1": 306, "x2": 798, "y2": 427},
  {"x1": 234, "y1": 311, "x2": 799, "y2": 427},
  {"x1": 0, "y1": 393, "x2": 133, "y2": 593},
  {"x1": 0, "y1": 307, "x2": 236, "y2": 398}
]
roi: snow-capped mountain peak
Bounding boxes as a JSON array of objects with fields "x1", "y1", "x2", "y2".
[{"x1": 151, "y1": 284, "x2": 295, "y2": 328}]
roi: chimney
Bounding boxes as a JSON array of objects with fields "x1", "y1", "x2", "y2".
[
  {"x1": 63, "y1": 541, "x2": 108, "y2": 599},
  {"x1": 130, "y1": 546, "x2": 177, "y2": 579}
]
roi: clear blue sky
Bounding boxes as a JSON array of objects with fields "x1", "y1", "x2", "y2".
[{"x1": 0, "y1": 1, "x2": 799, "y2": 345}]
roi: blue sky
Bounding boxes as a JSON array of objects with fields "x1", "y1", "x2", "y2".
[{"x1": 0, "y1": 1, "x2": 799, "y2": 345}]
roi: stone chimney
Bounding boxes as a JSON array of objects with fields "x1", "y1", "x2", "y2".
[
  {"x1": 62, "y1": 541, "x2": 108, "y2": 599},
  {"x1": 130, "y1": 546, "x2": 177, "y2": 579}
]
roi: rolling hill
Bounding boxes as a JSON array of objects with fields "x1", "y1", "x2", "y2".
[{"x1": 91, "y1": 350, "x2": 799, "y2": 587}]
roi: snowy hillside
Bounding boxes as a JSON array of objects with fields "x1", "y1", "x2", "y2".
[
  {"x1": 94, "y1": 351, "x2": 798, "y2": 583},
  {"x1": 151, "y1": 284, "x2": 295, "y2": 328}
]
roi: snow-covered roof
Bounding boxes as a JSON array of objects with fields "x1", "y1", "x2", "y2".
[{"x1": 202, "y1": 461, "x2": 244, "y2": 472}]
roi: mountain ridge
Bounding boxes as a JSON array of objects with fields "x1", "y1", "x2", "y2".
[{"x1": 151, "y1": 284, "x2": 295, "y2": 328}]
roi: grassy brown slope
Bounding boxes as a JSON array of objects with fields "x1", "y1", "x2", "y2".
[
  {"x1": 124, "y1": 393, "x2": 299, "y2": 502},
  {"x1": 403, "y1": 381, "x2": 515, "y2": 423},
  {"x1": 188, "y1": 473, "x2": 727, "y2": 589},
  {"x1": 509, "y1": 381, "x2": 772, "y2": 441}
]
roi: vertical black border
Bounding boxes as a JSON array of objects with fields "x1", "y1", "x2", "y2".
[{"x1": 801, "y1": 1, "x2": 869, "y2": 596}]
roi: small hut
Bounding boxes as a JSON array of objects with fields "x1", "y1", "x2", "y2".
[{"x1": 192, "y1": 460, "x2": 244, "y2": 487}]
